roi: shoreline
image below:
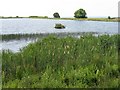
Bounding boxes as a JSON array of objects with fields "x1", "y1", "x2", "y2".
[
  {"x1": 0, "y1": 17, "x2": 119, "y2": 22},
  {"x1": 1, "y1": 32, "x2": 118, "y2": 41},
  {"x1": 49, "y1": 17, "x2": 120, "y2": 22}
]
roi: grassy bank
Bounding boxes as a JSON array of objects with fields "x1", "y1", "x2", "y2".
[
  {"x1": 2, "y1": 34, "x2": 120, "y2": 88},
  {"x1": 0, "y1": 16, "x2": 48, "y2": 19},
  {"x1": 1, "y1": 16, "x2": 119, "y2": 22},
  {"x1": 49, "y1": 17, "x2": 120, "y2": 22},
  {"x1": 28, "y1": 17, "x2": 120, "y2": 22}
]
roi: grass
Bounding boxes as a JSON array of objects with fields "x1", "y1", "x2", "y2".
[
  {"x1": 49, "y1": 17, "x2": 120, "y2": 22},
  {"x1": 1, "y1": 16, "x2": 119, "y2": 22},
  {"x1": 0, "y1": 53, "x2": 1, "y2": 89},
  {"x1": 0, "y1": 16, "x2": 48, "y2": 19},
  {"x1": 1, "y1": 34, "x2": 120, "y2": 88},
  {"x1": 29, "y1": 16, "x2": 48, "y2": 19}
]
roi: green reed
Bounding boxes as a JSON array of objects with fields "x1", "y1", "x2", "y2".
[
  {"x1": 1, "y1": 34, "x2": 120, "y2": 88},
  {"x1": 1, "y1": 32, "x2": 99, "y2": 41}
]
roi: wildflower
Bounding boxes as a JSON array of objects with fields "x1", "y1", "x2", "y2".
[
  {"x1": 53, "y1": 53, "x2": 55, "y2": 56},
  {"x1": 64, "y1": 46, "x2": 66, "y2": 49},
  {"x1": 66, "y1": 45, "x2": 70, "y2": 49},
  {"x1": 67, "y1": 51, "x2": 70, "y2": 54}
]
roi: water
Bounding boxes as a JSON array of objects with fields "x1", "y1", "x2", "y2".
[
  {"x1": 0, "y1": 18, "x2": 119, "y2": 52},
  {"x1": 1, "y1": 39, "x2": 36, "y2": 52},
  {"x1": 1, "y1": 18, "x2": 118, "y2": 34}
]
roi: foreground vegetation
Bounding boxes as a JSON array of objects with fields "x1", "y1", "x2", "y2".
[
  {"x1": 0, "y1": 54, "x2": 1, "y2": 89},
  {"x1": 2, "y1": 34, "x2": 120, "y2": 88}
]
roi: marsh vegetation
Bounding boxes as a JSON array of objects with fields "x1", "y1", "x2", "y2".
[{"x1": 2, "y1": 34, "x2": 119, "y2": 88}]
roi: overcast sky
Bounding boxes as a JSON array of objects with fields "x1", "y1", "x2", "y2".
[{"x1": 0, "y1": 0, "x2": 119, "y2": 17}]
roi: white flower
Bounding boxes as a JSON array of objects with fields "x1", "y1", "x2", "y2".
[
  {"x1": 67, "y1": 51, "x2": 70, "y2": 54},
  {"x1": 66, "y1": 45, "x2": 70, "y2": 49},
  {"x1": 53, "y1": 53, "x2": 54, "y2": 56}
]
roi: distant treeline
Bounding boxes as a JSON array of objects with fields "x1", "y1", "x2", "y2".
[
  {"x1": 0, "y1": 16, "x2": 48, "y2": 19},
  {"x1": 0, "y1": 16, "x2": 23, "y2": 19}
]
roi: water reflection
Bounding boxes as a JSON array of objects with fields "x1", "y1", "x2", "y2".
[{"x1": 1, "y1": 39, "x2": 36, "y2": 52}]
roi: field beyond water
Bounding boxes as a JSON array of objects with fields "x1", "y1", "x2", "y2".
[
  {"x1": 2, "y1": 34, "x2": 120, "y2": 88},
  {"x1": 1, "y1": 16, "x2": 119, "y2": 22},
  {"x1": 50, "y1": 18, "x2": 120, "y2": 22}
]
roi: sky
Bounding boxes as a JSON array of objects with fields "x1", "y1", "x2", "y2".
[{"x1": 0, "y1": 0, "x2": 119, "y2": 18}]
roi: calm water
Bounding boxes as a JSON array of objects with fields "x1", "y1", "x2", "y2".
[
  {"x1": 1, "y1": 18, "x2": 118, "y2": 34},
  {"x1": 0, "y1": 18, "x2": 118, "y2": 52},
  {"x1": 0, "y1": 39, "x2": 35, "y2": 52}
]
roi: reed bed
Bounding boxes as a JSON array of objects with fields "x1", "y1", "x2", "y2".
[
  {"x1": 1, "y1": 34, "x2": 120, "y2": 88},
  {"x1": 1, "y1": 32, "x2": 99, "y2": 41}
]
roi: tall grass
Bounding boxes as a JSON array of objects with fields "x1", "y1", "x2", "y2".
[
  {"x1": 0, "y1": 52, "x2": 2, "y2": 89},
  {"x1": 2, "y1": 34, "x2": 120, "y2": 88}
]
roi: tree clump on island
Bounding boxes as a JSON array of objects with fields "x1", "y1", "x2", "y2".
[
  {"x1": 54, "y1": 23, "x2": 65, "y2": 29},
  {"x1": 16, "y1": 16, "x2": 19, "y2": 18},
  {"x1": 108, "y1": 16, "x2": 111, "y2": 19},
  {"x1": 74, "y1": 8, "x2": 87, "y2": 18},
  {"x1": 53, "y1": 12, "x2": 60, "y2": 18}
]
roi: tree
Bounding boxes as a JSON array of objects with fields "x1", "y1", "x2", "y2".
[
  {"x1": 74, "y1": 9, "x2": 87, "y2": 18},
  {"x1": 108, "y1": 16, "x2": 111, "y2": 19},
  {"x1": 53, "y1": 12, "x2": 60, "y2": 18},
  {"x1": 16, "y1": 16, "x2": 19, "y2": 18}
]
